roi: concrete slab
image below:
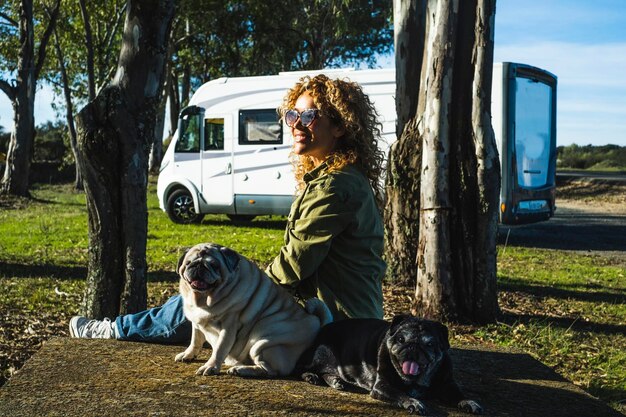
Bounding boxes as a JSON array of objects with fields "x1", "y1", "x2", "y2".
[{"x1": 0, "y1": 338, "x2": 621, "y2": 416}]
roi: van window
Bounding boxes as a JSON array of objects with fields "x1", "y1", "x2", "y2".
[
  {"x1": 204, "y1": 118, "x2": 224, "y2": 150},
  {"x1": 239, "y1": 109, "x2": 282, "y2": 145},
  {"x1": 175, "y1": 113, "x2": 202, "y2": 153}
]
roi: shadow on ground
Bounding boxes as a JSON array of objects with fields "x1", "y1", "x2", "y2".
[
  {"x1": 497, "y1": 208, "x2": 626, "y2": 254},
  {"x1": 0, "y1": 262, "x2": 86, "y2": 280}
]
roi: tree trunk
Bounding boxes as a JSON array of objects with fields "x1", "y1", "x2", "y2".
[
  {"x1": 148, "y1": 88, "x2": 167, "y2": 174},
  {"x1": 393, "y1": 0, "x2": 425, "y2": 138},
  {"x1": 54, "y1": 28, "x2": 83, "y2": 191},
  {"x1": 384, "y1": 0, "x2": 426, "y2": 285},
  {"x1": 1, "y1": 0, "x2": 36, "y2": 197},
  {"x1": 386, "y1": 0, "x2": 499, "y2": 323},
  {"x1": 413, "y1": 0, "x2": 458, "y2": 320},
  {"x1": 76, "y1": 0, "x2": 175, "y2": 318},
  {"x1": 466, "y1": 0, "x2": 499, "y2": 321},
  {"x1": 1, "y1": 0, "x2": 60, "y2": 197},
  {"x1": 167, "y1": 69, "x2": 179, "y2": 137},
  {"x1": 181, "y1": 65, "x2": 191, "y2": 107},
  {"x1": 2, "y1": 86, "x2": 36, "y2": 197}
]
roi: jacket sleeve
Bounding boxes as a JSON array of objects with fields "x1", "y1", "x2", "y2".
[{"x1": 265, "y1": 186, "x2": 353, "y2": 289}]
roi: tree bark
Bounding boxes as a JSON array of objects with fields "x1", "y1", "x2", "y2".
[
  {"x1": 1, "y1": 0, "x2": 60, "y2": 196},
  {"x1": 413, "y1": 0, "x2": 458, "y2": 320},
  {"x1": 384, "y1": 0, "x2": 426, "y2": 285},
  {"x1": 76, "y1": 0, "x2": 175, "y2": 318},
  {"x1": 386, "y1": 0, "x2": 499, "y2": 323},
  {"x1": 467, "y1": 0, "x2": 499, "y2": 321}
]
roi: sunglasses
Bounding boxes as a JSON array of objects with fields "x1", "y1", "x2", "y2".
[{"x1": 284, "y1": 108, "x2": 321, "y2": 128}]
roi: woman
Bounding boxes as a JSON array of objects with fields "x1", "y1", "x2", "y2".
[{"x1": 70, "y1": 74, "x2": 387, "y2": 342}]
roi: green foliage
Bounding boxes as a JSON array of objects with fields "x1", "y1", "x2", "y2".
[
  {"x1": 0, "y1": 1, "x2": 20, "y2": 75},
  {"x1": 45, "y1": 0, "x2": 126, "y2": 111},
  {"x1": 33, "y1": 121, "x2": 67, "y2": 162},
  {"x1": 0, "y1": 121, "x2": 70, "y2": 164},
  {"x1": 39, "y1": 0, "x2": 392, "y2": 130},
  {"x1": 0, "y1": 0, "x2": 62, "y2": 81},
  {"x1": 153, "y1": 0, "x2": 391, "y2": 92},
  {"x1": 557, "y1": 144, "x2": 626, "y2": 171}
]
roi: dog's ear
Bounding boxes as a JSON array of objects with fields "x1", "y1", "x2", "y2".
[
  {"x1": 220, "y1": 246, "x2": 240, "y2": 272},
  {"x1": 176, "y1": 249, "x2": 189, "y2": 274},
  {"x1": 390, "y1": 314, "x2": 413, "y2": 334},
  {"x1": 433, "y1": 322, "x2": 450, "y2": 351}
]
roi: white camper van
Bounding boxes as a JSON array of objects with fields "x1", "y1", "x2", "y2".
[{"x1": 157, "y1": 64, "x2": 557, "y2": 225}]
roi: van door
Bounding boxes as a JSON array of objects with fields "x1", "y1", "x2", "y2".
[
  {"x1": 173, "y1": 106, "x2": 204, "y2": 191},
  {"x1": 200, "y1": 115, "x2": 233, "y2": 208},
  {"x1": 514, "y1": 77, "x2": 553, "y2": 189}
]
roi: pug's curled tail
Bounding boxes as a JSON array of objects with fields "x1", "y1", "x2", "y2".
[{"x1": 304, "y1": 298, "x2": 333, "y2": 326}]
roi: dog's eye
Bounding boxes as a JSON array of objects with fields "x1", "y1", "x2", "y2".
[{"x1": 397, "y1": 336, "x2": 405, "y2": 344}]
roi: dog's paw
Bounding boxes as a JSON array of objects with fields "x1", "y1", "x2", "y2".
[
  {"x1": 403, "y1": 398, "x2": 427, "y2": 415},
  {"x1": 458, "y1": 399, "x2": 483, "y2": 415},
  {"x1": 301, "y1": 372, "x2": 321, "y2": 385},
  {"x1": 323, "y1": 375, "x2": 346, "y2": 391},
  {"x1": 196, "y1": 364, "x2": 220, "y2": 376},
  {"x1": 226, "y1": 365, "x2": 271, "y2": 378},
  {"x1": 175, "y1": 351, "x2": 196, "y2": 362}
]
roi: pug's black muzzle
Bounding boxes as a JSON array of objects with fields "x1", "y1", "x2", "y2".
[{"x1": 184, "y1": 256, "x2": 222, "y2": 292}]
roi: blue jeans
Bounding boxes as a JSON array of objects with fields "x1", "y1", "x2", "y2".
[{"x1": 115, "y1": 294, "x2": 192, "y2": 344}]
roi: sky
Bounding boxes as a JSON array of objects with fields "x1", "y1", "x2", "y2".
[
  {"x1": 491, "y1": 0, "x2": 626, "y2": 146},
  {"x1": 1, "y1": 0, "x2": 624, "y2": 147}
]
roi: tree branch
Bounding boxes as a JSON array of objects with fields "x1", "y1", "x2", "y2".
[
  {"x1": 0, "y1": 11, "x2": 18, "y2": 27},
  {"x1": 0, "y1": 79, "x2": 16, "y2": 102},
  {"x1": 79, "y1": 0, "x2": 96, "y2": 100},
  {"x1": 35, "y1": 0, "x2": 61, "y2": 79},
  {"x1": 102, "y1": 3, "x2": 127, "y2": 68}
]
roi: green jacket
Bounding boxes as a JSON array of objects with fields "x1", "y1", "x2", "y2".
[{"x1": 265, "y1": 162, "x2": 386, "y2": 321}]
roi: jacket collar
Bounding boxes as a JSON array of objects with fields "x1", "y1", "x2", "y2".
[{"x1": 303, "y1": 161, "x2": 330, "y2": 184}]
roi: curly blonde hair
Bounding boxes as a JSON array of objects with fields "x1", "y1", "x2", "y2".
[{"x1": 279, "y1": 74, "x2": 385, "y2": 210}]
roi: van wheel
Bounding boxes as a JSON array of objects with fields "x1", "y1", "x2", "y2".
[
  {"x1": 227, "y1": 214, "x2": 256, "y2": 223},
  {"x1": 166, "y1": 189, "x2": 204, "y2": 224}
]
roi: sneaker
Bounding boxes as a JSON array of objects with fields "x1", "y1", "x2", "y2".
[{"x1": 69, "y1": 316, "x2": 116, "y2": 339}]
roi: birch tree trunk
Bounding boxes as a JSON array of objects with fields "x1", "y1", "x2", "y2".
[
  {"x1": 76, "y1": 0, "x2": 175, "y2": 318},
  {"x1": 386, "y1": 0, "x2": 499, "y2": 323},
  {"x1": 413, "y1": 0, "x2": 458, "y2": 319}
]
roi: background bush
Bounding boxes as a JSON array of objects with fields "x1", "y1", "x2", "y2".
[{"x1": 557, "y1": 144, "x2": 626, "y2": 170}]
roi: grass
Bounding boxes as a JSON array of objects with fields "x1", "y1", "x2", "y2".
[
  {"x1": 0, "y1": 180, "x2": 624, "y2": 413},
  {"x1": 0, "y1": 182, "x2": 285, "y2": 271},
  {"x1": 472, "y1": 247, "x2": 626, "y2": 410}
]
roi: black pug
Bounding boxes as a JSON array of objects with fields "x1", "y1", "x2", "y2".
[{"x1": 298, "y1": 314, "x2": 482, "y2": 415}]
